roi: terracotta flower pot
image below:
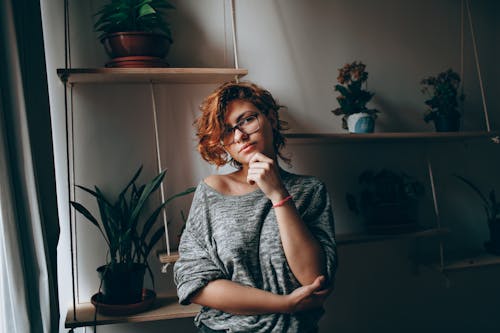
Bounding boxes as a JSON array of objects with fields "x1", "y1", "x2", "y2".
[{"x1": 100, "y1": 31, "x2": 171, "y2": 68}]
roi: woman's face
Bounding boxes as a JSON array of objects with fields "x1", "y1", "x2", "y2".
[{"x1": 222, "y1": 99, "x2": 276, "y2": 166}]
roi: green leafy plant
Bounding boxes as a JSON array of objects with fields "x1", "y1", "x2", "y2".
[
  {"x1": 346, "y1": 169, "x2": 424, "y2": 232},
  {"x1": 454, "y1": 174, "x2": 500, "y2": 254},
  {"x1": 453, "y1": 174, "x2": 500, "y2": 222},
  {"x1": 94, "y1": 0, "x2": 175, "y2": 40},
  {"x1": 331, "y1": 61, "x2": 379, "y2": 129},
  {"x1": 70, "y1": 166, "x2": 195, "y2": 285},
  {"x1": 420, "y1": 68, "x2": 465, "y2": 123}
]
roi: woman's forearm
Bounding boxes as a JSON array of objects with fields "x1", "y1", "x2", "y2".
[
  {"x1": 190, "y1": 279, "x2": 289, "y2": 315},
  {"x1": 273, "y1": 199, "x2": 326, "y2": 285}
]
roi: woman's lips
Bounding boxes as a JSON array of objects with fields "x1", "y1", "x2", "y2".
[{"x1": 239, "y1": 142, "x2": 256, "y2": 153}]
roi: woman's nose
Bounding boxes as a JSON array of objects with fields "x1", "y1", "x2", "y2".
[{"x1": 233, "y1": 127, "x2": 248, "y2": 143}]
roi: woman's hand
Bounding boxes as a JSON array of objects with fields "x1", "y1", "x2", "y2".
[
  {"x1": 247, "y1": 152, "x2": 288, "y2": 204},
  {"x1": 285, "y1": 275, "x2": 331, "y2": 313}
]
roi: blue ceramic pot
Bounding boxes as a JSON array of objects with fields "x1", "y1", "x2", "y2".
[{"x1": 347, "y1": 113, "x2": 375, "y2": 133}]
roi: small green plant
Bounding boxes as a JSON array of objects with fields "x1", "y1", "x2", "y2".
[
  {"x1": 70, "y1": 166, "x2": 195, "y2": 284},
  {"x1": 453, "y1": 174, "x2": 500, "y2": 222},
  {"x1": 94, "y1": 0, "x2": 175, "y2": 40},
  {"x1": 454, "y1": 174, "x2": 500, "y2": 254},
  {"x1": 420, "y1": 68, "x2": 465, "y2": 123},
  {"x1": 331, "y1": 61, "x2": 379, "y2": 129},
  {"x1": 347, "y1": 169, "x2": 424, "y2": 232}
]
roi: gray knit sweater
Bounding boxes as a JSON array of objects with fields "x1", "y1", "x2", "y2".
[{"x1": 174, "y1": 170, "x2": 337, "y2": 333}]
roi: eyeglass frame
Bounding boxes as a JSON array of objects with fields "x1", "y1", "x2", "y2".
[{"x1": 220, "y1": 112, "x2": 261, "y2": 147}]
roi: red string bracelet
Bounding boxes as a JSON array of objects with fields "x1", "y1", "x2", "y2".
[{"x1": 272, "y1": 195, "x2": 293, "y2": 208}]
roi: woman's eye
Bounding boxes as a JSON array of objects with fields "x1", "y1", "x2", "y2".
[{"x1": 241, "y1": 116, "x2": 254, "y2": 125}]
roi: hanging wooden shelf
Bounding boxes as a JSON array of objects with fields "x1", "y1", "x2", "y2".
[
  {"x1": 57, "y1": 67, "x2": 248, "y2": 84},
  {"x1": 65, "y1": 295, "x2": 200, "y2": 329},
  {"x1": 336, "y1": 227, "x2": 449, "y2": 245},
  {"x1": 434, "y1": 253, "x2": 500, "y2": 272},
  {"x1": 284, "y1": 131, "x2": 500, "y2": 143},
  {"x1": 158, "y1": 227, "x2": 449, "y2": 264},
  {"x1": 158, "y1": 251, "x2": 180, "y2": 264}
]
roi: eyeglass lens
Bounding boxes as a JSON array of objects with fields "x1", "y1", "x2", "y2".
[{"x1": 222, "y1": 114, "x2": 260, "y2": 145}]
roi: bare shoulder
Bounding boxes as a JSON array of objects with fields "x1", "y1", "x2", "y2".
[{"x1": 204, "y1": 174, "x2": 231, "y2": 193}]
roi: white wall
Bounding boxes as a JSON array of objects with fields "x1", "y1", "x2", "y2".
[{"x1": 41, "y1": 0, "x2": 500, "y2": 332}]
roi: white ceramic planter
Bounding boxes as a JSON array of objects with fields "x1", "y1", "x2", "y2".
[{"x1": 347, "y1": 113, "x2": 375, "y2": 133}]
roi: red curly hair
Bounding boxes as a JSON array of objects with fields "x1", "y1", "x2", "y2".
[{"x1": 195, "y1": 81, "x2": 289, "y2": 168}]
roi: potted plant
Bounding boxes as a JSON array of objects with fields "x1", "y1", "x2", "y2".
[
  {"x1": 454, "y1": 174, "x2": 500, "y2": 255},
  {"x1": 331, "y1": 61, "x2": 379, "y2": 133},
  {"x1": 346, "y1": 169, "x2": 425, "y2": 233},
  {"x1": 70, "y1": 166, "x2": 195, "y2": 306},
  {"x1": 420, "y1": 68, "x2": 465, "y2": 132},
  {"x1": 94, "y1": 0, "x2": 176, "y2": 67}
]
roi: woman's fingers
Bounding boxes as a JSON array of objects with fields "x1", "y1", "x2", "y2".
[
  {"x1": 249, "y1": 152, "x2": 273, "y2": 164},
  {"x1": 288, "y1": 276, "x2": 330, "y2": 313}
]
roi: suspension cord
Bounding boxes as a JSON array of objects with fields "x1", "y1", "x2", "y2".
[
  {"x1": 465, "y1": 0, "x2": 490, "y2": 132},
  {"x1": 149, "y1": 83, "x2": 171, "y2": 269},
  {"x1": 229, "y1": 0, "x2": 240, "y2": 82}
]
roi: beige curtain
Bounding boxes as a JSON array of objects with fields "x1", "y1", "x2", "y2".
[{"x1": 0, "y1": 0, "x2": 60, "y2": 332}]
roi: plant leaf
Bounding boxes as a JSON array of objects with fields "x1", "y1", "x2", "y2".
[
  {"x1": 70, "y1": 201, "x2": 109, "y2": 245},
  {"x1": 129, "y1": 170, "x2": 166, "y2": 225},
  {"x1": 144, "y1": 226, "x2": 165, "y2": 259},
  {"x1": 164, "y1": 186, "x2": 196, "y2": 205},
  {"x1": 140, "y1": 203, "x2": 166, "y2": 240},
  {"x1": 453, "y1": 174, "x2": 489, "y2": 207}
]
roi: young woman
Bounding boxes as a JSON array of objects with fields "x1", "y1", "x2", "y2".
[{"x1": 174, "y1": 81, "x2": 337, "y2": 333}]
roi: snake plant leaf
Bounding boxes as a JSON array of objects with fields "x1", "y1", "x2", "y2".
[
  {"x1": 118, "y1": 166, "x2": 143, "y2": 200},
  {"x1": 129, "y1": 170, "x2": 166, "y2": 226},
  {"x1": 454, "y1": 174, "x2": 496, "y2": 220},
  {"x1": 95, "y1": 186, "x2": 117, "y2": 246},
  {"x1": 144, "y1": 226, "x2": 165, "y2": 259},
  {"x1": 164, "y1": 186, "x2": 196, "y2": 205},
  {"x1": 489, "y1": 190, "x2": 497, "y2": 208},
  {"x1": 75, "y1": 184, "x2": 99, "y2": 198},
  {"x1": 69, "y1": 201, "x2": 110, "y2": 245},
  {"x1": 141, "y1": 202, "x2": 167, "y2": 241},
  {"x1": 453, "y1": 174, "x2": 489, "y2": 207}
]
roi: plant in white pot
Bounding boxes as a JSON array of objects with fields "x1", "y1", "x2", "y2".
[
  {"x1": 331, "y1": 61, "x2": 379, "y2": 133},
  {"x1": 70, "y1": 166, "x2": 195, "y2": 307},
  {"x1": 94, "y1": 0, "x2": 176, "y2": 67}
]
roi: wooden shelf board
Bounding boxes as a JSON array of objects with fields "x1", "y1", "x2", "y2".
[
  {"x1": 158, "y1": 251, "x2": 179, "y2": 264},
  {"x1": 284, "y1": 131, "x2": 500, "y2": 143},
  {"x1": 435, "y1": 253, "x2": 500, "y2": 272},
  {"x1": 65, "y1": 295, "x2": 200, "y2": 329},
  {"x1": 57, "y1": 67, "x2": 248, "y2": 84},
  {"x1": 336, "y1": 227, "x2": 449, "y2": 245},
  {"x1": 158, "y1": 228, "x2": 448, "y2": 264}
]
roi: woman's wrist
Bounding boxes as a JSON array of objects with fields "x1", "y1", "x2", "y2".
[
  {"x1": 272, "y1": 195, "x2": 293, "y2": 208},
  {"x1": 270, "y1": 189, "x2": 291, "y2": 206},
  {"x1": 279, "y1": 294, "x2": 293, "y2": 314}
]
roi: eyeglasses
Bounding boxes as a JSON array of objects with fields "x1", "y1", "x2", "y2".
[{"x1": 221, "y1": 113, "x2": 260, "y2": 146}]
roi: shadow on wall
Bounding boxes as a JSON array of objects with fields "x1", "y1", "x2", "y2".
[
  {"x1": 168, "y1": 0, "x2": 229, "y2": 67},
  {"x1": 373, "y1": 94, "x2": 429, "y2": 132}
]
